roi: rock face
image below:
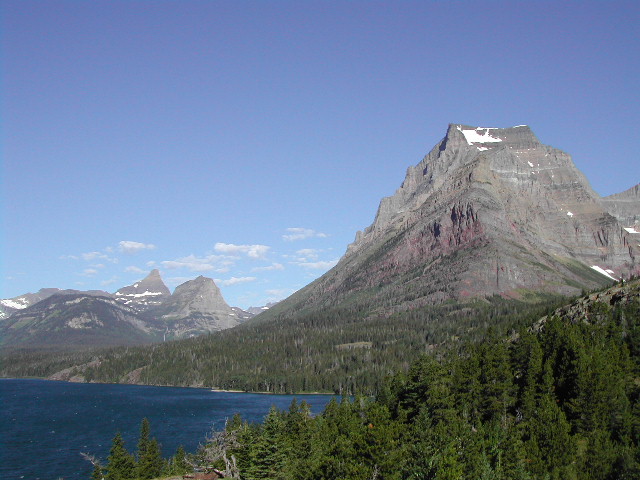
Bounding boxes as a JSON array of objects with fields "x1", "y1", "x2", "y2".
[
  {"x1": 149, "y1": 276, "x2": 241, "y2": 337},
  {"x1": 114, "y1": 269, "x2": 171, "y2": 310},
  {"x1": 264, "y1": 124, "x2": 639, "y2": 318},
  {"x1": 601, "y1": 183, "x2": 640, "y2": 229}
]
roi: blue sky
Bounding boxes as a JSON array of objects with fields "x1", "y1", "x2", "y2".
[{"x1": 2, "y1": 1, "x2": 639, "y2": 309}]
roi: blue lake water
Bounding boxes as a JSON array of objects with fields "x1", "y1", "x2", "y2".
[{"x1": 0, "y1": 379, "x2": 336, "y2": 480}]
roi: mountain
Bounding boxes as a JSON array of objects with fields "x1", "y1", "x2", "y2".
[
  {"x1": 259, "y1": 124, "x2": 638, "y2": 321},
  {"x1": 114, "y1": 269, "x2": 171, "y2": 310},
  {"x1": 0, "y1": 288, "x2": 110, "y2": 320},
  {"x1": 601, "y1": 183, "x2": 640, "y2": 229},
  {"x1": 0, "y1": 271, "x2": 255, "y2": 347},
  {"x1": 148, "y1": 275, "x2": 242, "y2": 337},
  {"x1": 0, "y1": 293, "x2": 157, "y2": 347},
  {"x1": 246, "y1": 302, "x2": 279, "y2": 316}
]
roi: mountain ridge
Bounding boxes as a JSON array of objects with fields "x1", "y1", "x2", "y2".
[{"x1": 0, "y1": 271, "x2": 256, "y2": 347}]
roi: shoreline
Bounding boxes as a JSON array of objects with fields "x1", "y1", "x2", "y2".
[{"x1": 0, "y1": 377, "x2": 338, "y2": 396}]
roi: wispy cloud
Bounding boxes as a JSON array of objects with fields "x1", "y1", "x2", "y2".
[
  {"x1": 161, "y1": 254, "x2": 232, "y2": 273},
  {"x1": 119, "y1": 240, "x2": 156, "y2": 254},
  {"x1": 214, "y1": 242, "x2": 270, "y2": 259},
  {"x1": 101, "y1": 276, "x2": 119, "y2": 287},
  {"x1": 295, "y1": 248, "x2": 320, "y2": 261},
  {"x1": 125, "y1": 266, "x2": 146, "y2": 274},
  {"x1": 80, "y1": 268, "x2": 99, "y2": 277},
  {"x1": 282, "y1": 227, "x2": 329, "y2": 242},
  {"x1": 217, "y1": 276, "x2": 257, "y2": 286},
  {"x1": 62, "y1": 249, "x2": 117, "y2": 263},
  {"x1": 294, "y1": 259, "x2": 339, "y2": 270},
  {"x1": 252, "y1": 262, "x2": 285, "y2": 272},
  {"x1": 265, "y1": 288, "x2": 295, "y2": 302}
]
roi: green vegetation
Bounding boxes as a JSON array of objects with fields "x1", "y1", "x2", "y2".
[
  {"x1": 0, "y1": 294, "x2": 568, "y2": 394},
  {"x1": 189, "y1": 292, "x2": 640, "y2": 479},
  {"x1": 89, "y1": 418, "x2": 190, "y2": 480}
]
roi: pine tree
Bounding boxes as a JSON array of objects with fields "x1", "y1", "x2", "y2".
[
  {"x1": 105, "y1": 433, "x2": 135, "y2": 480},
  {"x1": 136, "y1": 418, "x2": 164, "y2": 479},
  {"x1": 168, "y1": 445, "x2": 190, "y2": 475},
  {"x1": 91, "y1": 463, "x2": 104, "y2": 480}
]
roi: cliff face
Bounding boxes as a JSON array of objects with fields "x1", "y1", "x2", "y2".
[
  {"x1": 601, "y1": 183, "x2": 640, "y2": 229},
  {"x1": 265, "y1": 124, "x2": 638, "y2": 318}
]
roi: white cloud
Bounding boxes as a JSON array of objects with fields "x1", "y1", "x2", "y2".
[
  {"x1": 265, "y1": 288, "x2": 295, "y2": 302},
  {"x1": 82, "y1": 251, "x2": 107, "y2": 261},
  {"x1": 252, "y1": 262, "x2": 285, "y2": 272},
  {"x1": 295, "y1": 248, "x2": 320, "y2": 261},
  {"x1": 81, "y1": 268, "x2": 99, "y2": 277},
  {"x1": 119, "y1": 241, "x2": 156, "y2": 254},
  {"x1": 214, "y1": 242, "x2": 270, "y2": 259},
  {"x1": 294, "y1": 259, "x2": 339, "y2": 270},
  {"x1": 217, "y1": 276, "x2": 258, "y2": 286},
  {"x1": 282, "y1": 227, "x2": 329, "y2": 242},
  {"x1": 101, "y1": 276, "x2": 119, "y2": 287},
  {"x1": 161, "y1": 254, "x2": 232, "y2": 273},
  {"x1": 62, "y1": 249, "x2": 117, "y2": 263},
  {"x1": 125, "y1": 266, "x2": 146, "y2": 274}
]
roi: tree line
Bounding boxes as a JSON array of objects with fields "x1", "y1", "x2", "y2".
[
  {"x1": 94, "y1": 284, "x2": 640, "y2": 479},
  {"x1": 188, "y1": 295, "x2": 640, "y2": 479},
  {"x1": 87, "y1": 417, "x2": 191, "y2": 480}
]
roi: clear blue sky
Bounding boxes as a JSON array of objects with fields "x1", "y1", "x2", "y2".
[{"x1": 2, "y1": 1, "x2": 639, "y2": 308}]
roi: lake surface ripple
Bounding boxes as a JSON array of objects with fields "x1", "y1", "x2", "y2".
[{"x1": 0, "y1": 379, "x2": 335, "y2": 480}]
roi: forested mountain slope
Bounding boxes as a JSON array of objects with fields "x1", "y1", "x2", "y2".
[{"x1": 189, "y1": 278, "x2": 640, "y2": 480}]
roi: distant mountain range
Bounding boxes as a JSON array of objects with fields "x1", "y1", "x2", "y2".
[
  {"x1": 258, "y1": 124, "x2": 639, "y2": 322},
  {"x1": 0, "y1": 270, "x2": 272, "y2": 347}
]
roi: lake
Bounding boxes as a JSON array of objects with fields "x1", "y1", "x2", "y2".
[{"x1": 0, "y1": 379, "x2": 336, "y2": 480}]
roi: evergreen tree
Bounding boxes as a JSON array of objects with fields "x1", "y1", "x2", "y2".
[
  {"x1": 105, "y1": 433, "x2": 135, "y2": 480},
  {"x1": 136, "y1": 418, "x2": 164, "y2": 479},
  {"x1": 91, "y1": 463, "x2": 104, "y2": 480},
  {"x1": 167, "y1": 445, "x2": 190, "y2": 475}
]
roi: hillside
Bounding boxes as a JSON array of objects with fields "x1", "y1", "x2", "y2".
[
  {"x1": 0, "y1": 291, "x2": 570, "y2": 393},
  {"x1": 199, "y1": 277, "x2": 640, "y2": 480}
]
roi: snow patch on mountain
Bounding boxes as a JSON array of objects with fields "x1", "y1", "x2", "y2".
[
  {"x1": 1, "y1": 298, "x2": 29, "y2": 309},
  {"x1": 591, "y1": 266, "x2": 617, "y2": 281},
  {"x1": 457, "y1": 125, "x2": 503, "y2": 145}
]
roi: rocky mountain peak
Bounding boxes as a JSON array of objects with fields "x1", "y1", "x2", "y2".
[
  {"x1": 114, "y1": 269, "x2": 171, "y2": 310},
  {"x1": 152, "y1": 276, "x2": 239, "y2": 336},
  {"x1": 292, "y1": 123, "x2": 640, "y2": 315}
]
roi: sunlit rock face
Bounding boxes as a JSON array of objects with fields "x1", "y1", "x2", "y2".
[
  {"x1": 276, "y1": 124, "x2": 638, "y2": 316},
  {"x1": 150, "y1": 275, "x2": 242, "y2": 337}
]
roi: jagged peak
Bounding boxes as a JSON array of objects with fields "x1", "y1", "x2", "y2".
[{"x1": 116, "y1": 269, "x2": 171, "y2": 297}]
